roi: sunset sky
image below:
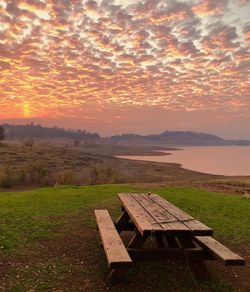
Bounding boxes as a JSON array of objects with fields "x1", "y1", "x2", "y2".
[{"x1": 0, "y1": 0, "x2": 250, "y2": 138}]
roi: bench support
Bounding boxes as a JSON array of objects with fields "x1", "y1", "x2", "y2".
[
  {"x1": 115, "y1": 210, "x2": 131, "y2": 233},
  {"x1": 165, "y1": 235, "x2": 180, "y2": 248},
  {"x1": 155, "y1": 233, "x2": 165, "y2": 248},
  {"x1": 128, "y1": 247, "x2": 205, "y2": 261},
  {"x1": 177, "y1": 235, "x2": 210, "y2": 279},
  {"x1": 109, "y1": 268, "x2": 127, "y2": 279},
  {"x1": 128, "y1": 231, "x2": 149, "y2": 248}
]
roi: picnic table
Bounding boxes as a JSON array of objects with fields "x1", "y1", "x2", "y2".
[{"x1": 95, "y1": 193, "x2": 245, "y2": 279}]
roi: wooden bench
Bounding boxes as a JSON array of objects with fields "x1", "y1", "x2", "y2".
[
  {"x1": 94, "y1": 210, "x2": 132, "y2": 278},
  {"x1": 194, "y1": 236, "x2": 245, "y2": 266}
]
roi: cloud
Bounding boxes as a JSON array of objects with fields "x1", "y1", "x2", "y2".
[
  {"x1": 243, "y1": 25, "x2": 250, "y2": 43},
  {"x1": 234, "y1": 0, "x2": 250, "y2": 5},
  {"x1": 192, "y1": 0, "x2": 229, "y2": 16},
  {"x1": 0, "y1": 0, "x2": 249, "y2": 131}
]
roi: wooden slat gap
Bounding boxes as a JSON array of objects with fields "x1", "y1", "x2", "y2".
[
  {"x1": 131, "y1": 194, "x2": 164, "y2": 229},
  {"x1": 131, "y1": 194, "x2": 189, "y2": 233},
  {"x1": 146, "y1": 194, "x2": 212, "y2": 235},
  {"x1": 118, "y1": 193, "x2": 163, "y2": 235},
  {"x1": 145, "y1": 193, "x2": 185, "y2": 222},
  {"x1": 151, "y1": 219, "x2": 178, "y2": 224}
]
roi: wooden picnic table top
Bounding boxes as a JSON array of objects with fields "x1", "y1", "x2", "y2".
[{"x1": 118, "y1": 193, "x2": 213, "y2": 237}]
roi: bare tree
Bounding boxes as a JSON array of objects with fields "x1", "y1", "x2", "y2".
[
  {"x1": 73, "y1": 139, "x2": 80, "y2": 147},
  {"x1": 23, "y1": 138, "x2": 34, "y2": 151}
]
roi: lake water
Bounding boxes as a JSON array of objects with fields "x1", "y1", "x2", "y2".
[{"x1": 117, "y1": 146, "x2": 250, "y2": 176}]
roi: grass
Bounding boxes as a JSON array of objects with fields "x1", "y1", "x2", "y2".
[
  {"x1": 154, "y1": 187, "x2": 250, "y2": 244},
  {"x1": 0, "y1": 185, "x2": 136, "y2": 252},
  {"x1": 0, "y1": 184, "x2": 249, "y2": 291},
  {"x1": 1, "y1": 185, "x2": 249, "y2": 253}
]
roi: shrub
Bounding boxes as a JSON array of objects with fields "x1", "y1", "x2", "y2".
[
  {"x1": 55, "y1": 169, "x2": 75, "y2": 185},
  {"x1": 89, "y1": 166, "x2": 98, "y2": 185},
  {"x1": 87, "y1": 165, "x2": 125, "y2": 185},
  {"x1": 0, "y1": 167, "x2": 13, "y2": 188},
  {"x1": 25, "y1": 161, "x2": 48, "y2": 184}
]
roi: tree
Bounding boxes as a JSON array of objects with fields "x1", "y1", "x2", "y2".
[
  {"x1": 73, "y1": 139, "x2": 80, "y2": 147},
  {"x1": 0, "y1": 126, "x2": 5, "y2": 141}
]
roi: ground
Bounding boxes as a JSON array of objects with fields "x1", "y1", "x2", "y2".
[
  {"x1": 0, "y1": 140, "x2": 218, "y2": 188},
  {"x1": 2, "y1": 140, "x2": 250, "y2": 193},
  {"x1": 0, "y1": 185, "x2": 249, "y2": 291}
]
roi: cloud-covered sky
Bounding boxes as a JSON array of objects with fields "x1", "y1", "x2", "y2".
[{"x1": 0, "y1": 0, "x2": 250, "y2": 138}]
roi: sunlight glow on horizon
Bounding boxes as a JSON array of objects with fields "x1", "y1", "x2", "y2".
[{"x1": 22, "y1": 102, "x2": 31, "y2": 118}]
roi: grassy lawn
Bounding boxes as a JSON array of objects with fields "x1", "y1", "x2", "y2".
[{"x1": 0, "y1": 185, "x2": 249, "y2": 291}]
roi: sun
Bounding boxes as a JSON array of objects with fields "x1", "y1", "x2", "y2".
[{"x1": 23, "y1": 101, "x2": 31, "y2": 118}]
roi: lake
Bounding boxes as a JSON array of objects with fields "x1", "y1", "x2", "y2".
[{"x1": 117, "y1": 146, "x2": 250, "y2": 176}]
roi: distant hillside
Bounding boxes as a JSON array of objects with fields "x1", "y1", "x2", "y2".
[
  {"x1": 109, "y1": 131, "x2": 250, "y2": 146},
  {"x1": 2, "y1": 123, "x2": 100, "y2": 141},
  {"x1": 2, "y1": 124, "x2": 250, "y2": 146}
]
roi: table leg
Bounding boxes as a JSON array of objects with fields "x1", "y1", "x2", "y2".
[
  {"x1": 115, "y1": 210, "x2": 130, "y2": 233},
  {"x1": 155, "y1": 233, "x2": 165, "y2": 248},
  {"x1": 128, "y1": 231, "x2": 149, "y2": 248},
  {"x1": 109, "y1": 268, "x2": 126, "y2": 279},
  {"x1": 177, "y1": 235, "x2": 210, "y2": 279},
  {"x1": 165, "y1": 235, "x2": 179, "y2": 248}
]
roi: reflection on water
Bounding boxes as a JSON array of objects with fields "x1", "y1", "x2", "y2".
[{"x1": 117, "y1": 146, "x2": 250, "y2": 176}]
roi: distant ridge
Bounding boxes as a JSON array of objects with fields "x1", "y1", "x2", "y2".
[
  {"x1": 2, "y1": 123, "x2": 100, "y2": 141},
  {"x1": 109, "y1": 131, "x2": 250, "y2": 146},
  {"x1": 2, "y1": 124, "x2": 250, "y2": 146}
]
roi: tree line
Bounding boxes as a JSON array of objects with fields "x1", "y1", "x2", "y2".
[{"x1": 1, "y1": 123, "x2": 100, "y2": 141}]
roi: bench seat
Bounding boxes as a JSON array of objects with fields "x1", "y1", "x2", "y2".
[
  {"x1": 95, "y1": 209, "x2": 132, "y2": 269},
  {"x1": 194, "y1": 236, "x2": 245, "y2": 266}
]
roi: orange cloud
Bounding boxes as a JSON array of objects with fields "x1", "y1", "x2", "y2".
[
  {"x1": 0, "y1": 0, "x2": 249, "y2": 126},
  {"x1": 192, "y1": 0, "x2": 228, "y2": 16}
]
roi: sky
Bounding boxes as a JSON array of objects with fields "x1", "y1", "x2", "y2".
[{"x1": 0, "y1": 0, "x2": 250, "y2": 138}]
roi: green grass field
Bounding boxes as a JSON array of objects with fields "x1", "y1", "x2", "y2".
[
  {"x1": 1, "y1": 185, "x2": 249, "y2": 291},
  {"x1": 1, "y1": 184, "x2": 249, "y2": 252}
]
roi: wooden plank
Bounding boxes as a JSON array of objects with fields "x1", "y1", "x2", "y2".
[
  {"x1": 161, "y1": 221, "x2": 191, "y2": 234},
  {"x1": 127, "y1": 247, "x2": 204, "y2": 262},
  {"x1": 184, "y1": 220, "x2": 213, "y2": 236},
  {"x1": 148, "y1": 193, "x2": 212, "y2": 235},
  {"x1": 148, "y1": 193, "x2": 194, "y2": 221},
  {"x1": 194, "y1": 236, "x2": 245, "y2": 266},
  {"x1": 132, "y1": 194, "x2": 191, "y2": 234},
  {"x1": 94, "y1": 210, "x2": 132, "y2": 268},
  {"x1": 118, "y1": 193, "x2": 163, "y2": 236},
  {"x1": 133, "y1": 194, "x2": 177, "y2": 223}
]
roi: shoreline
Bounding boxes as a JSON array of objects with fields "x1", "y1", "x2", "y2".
[
  {"x1": 1, "y1": 141, "x2": 250, "y2": 195},
  {"x1": 115, "y1": 146, "x2": 250, "y2": 177}
]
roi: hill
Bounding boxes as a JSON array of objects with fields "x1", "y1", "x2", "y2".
[
  {"x1": 2, "y1": 124, "x2": 250, "y2": 146},
  {"x1": 110, "y1": 131, "x2": 250, "y2": 146}
]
